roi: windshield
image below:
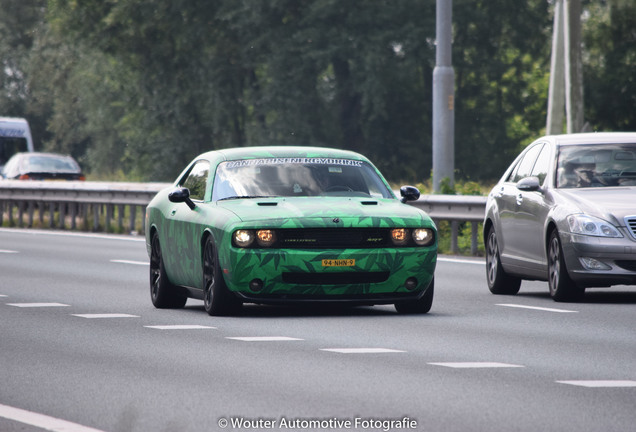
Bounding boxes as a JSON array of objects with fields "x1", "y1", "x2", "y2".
[
  {"x1": 212, "y1": 158, "x2": 393, "y2": 201},
  {"x1": 556, "y1": 143, "x2": 636, "y2": 188},
  {"x1": 23, "y1": 155, "x2": 80, "y2": 173}
]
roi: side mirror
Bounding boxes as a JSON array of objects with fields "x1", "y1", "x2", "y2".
[
  {"x1": 400, "y1": 185, "x2": 421, "y2": 203},
  {"x1": 169, "y1": 187, "x2": 196, "y2": 210},
  {"x1": 516, "y1": 176, "x2": 541, "y2": 192}
]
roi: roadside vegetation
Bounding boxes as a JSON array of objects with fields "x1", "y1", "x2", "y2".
[{"x1": 2, "y1": 0, "x2": 635, "y2": 186}]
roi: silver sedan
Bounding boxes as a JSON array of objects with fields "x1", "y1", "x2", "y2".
[{"x1": 484, "y1": 132, "x2": 636, "y2": 302}]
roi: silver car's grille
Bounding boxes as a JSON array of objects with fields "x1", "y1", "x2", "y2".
[{"x1": 626, "y1": 216, "x2": 636, "y2": 240}]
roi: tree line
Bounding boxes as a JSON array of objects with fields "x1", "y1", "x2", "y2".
[{"x1": 1, "y1": 0, "x2": 634, "y2": 184}]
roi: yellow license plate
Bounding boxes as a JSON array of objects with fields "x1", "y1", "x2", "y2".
[{"x1": 322, "y1": 259, "x2": 355, "y2": 267}]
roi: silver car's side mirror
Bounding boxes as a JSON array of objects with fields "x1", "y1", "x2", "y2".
[{"x1": 516, "y1": 176, "x2": 541, "y2": 192}]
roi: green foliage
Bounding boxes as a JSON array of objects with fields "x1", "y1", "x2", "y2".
[{"x1": 1, "y1": 1, "x2": 635, "y2": 185}]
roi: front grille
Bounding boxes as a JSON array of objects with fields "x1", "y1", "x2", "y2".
[
  {"x1": 282, "y1": 271, "x2": 390, "y2": 285},
  {"x1": 277, "y1": 228, "x2": 390, "y2": 249},
  {"x1": 626, "y1": 216, "x2": 636, "y2": 240}
]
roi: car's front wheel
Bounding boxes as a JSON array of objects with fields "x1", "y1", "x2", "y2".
[
  {"x1": 149, "y1": 232, "x2": 187, "y2": 309},
  {"x1": 202, "y1": 236, "x2": 242, "y2": 316},
  {"x1": 395, "y1": 278, "x2": 434, "y2": 314},
  {"x1": 548, "y1": 230, "x2": 585, "y2": 302},
  {"x1": 485, "y1": 227, "x2": 521, "y2": 295}
]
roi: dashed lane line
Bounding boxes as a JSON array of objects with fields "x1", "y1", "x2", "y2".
[
  {"x1": 71, "y1": 314, "x2": 140, "y2": 319},
  {"x1": 0, "y1": 403, "x2": 105, "y2": 432},
  {"x1": 145, "y1": 325, "x2": 217, "y2": 330},
  {"x1": 226, "y1": 336, "x2": 304, "y2": 342},
  {"x1": 556, "y1": 380, "x2": 636, "y2": 388},
  {"x1": 321, "y1": 348, "x2": 406, "y2": 354},
  {"x1": 110, "y1": 259, "x2": 148, "y2": 266},
  {"x1": 0, "y1": 249, "x2": 19, "y2": 253},
  {"x1": 7, "y1": 303, "x2": 70, "y2": 308},
  {"x1": 428, "y1": 362, "x2": 525, "y2": 368},
  {"x1": 497, "y1": 303, "x2": 578, "y2": 313}
]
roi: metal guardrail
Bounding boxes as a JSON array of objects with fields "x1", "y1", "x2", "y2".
[
  {"x1": 0, "y1": 180, "x2": 170, "y2": 234},
  {"x1": 0, "y1": 181, "x2": 487, "y2": 254}
]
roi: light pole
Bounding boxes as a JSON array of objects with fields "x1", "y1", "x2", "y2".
[{"x1": 432, "y1": 0, "x2": 455, "y2": 193}]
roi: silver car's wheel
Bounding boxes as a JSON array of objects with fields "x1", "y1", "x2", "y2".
[
  {"x1": 485, "y1": 227, "x2": 521, "y2": 295},
  {"x1": 548, "y1": 230, "x2": 584, "y2": 302},
  {"x1": 202, "y1": 236, "x2": 242, "y2": 316},
  {"x1": 149, "y1": 232, "x2": 187, "y2": 309}
]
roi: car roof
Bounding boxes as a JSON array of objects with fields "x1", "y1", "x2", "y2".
[
  {"x1": 198, "y1": 146, "x2": 371, "y2": 163},
  {"x1": 548, "y1": 132, "x2": 636, "y2": 146}
]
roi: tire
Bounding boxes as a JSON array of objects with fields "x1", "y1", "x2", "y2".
[
  {"x1": 485, "y1": 227, "x2": 521, "y2": 295},
  {"x1": 395, "y1": 278, "x2": 434, "y2": 314},
  {"x1": 548, "y1": 230, "x2": 585, "y2": 302},
  {"x1": 202, "y1": 236, "x2": 242, "y2": 316},
  {"x1": 149, "y1": 232, "x2": 187, "y2": 309}
]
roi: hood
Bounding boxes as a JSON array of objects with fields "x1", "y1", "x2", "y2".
[
  {"x1": 216, "y1": 196, "x2": 432, "y2": 228},
  {"x1": 557, "y1": 186, "x2": 636, "y2": 225}
]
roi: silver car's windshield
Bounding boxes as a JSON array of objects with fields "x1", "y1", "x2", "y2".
[
  {"x1": 557, "y1": 143, "x2": 636, "y2": 188},
  {"x1": 212, "y1": 158, "x2": 392, "y2": 201}
]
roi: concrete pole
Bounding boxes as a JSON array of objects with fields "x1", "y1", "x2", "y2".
[
  {"x1": 564, "y1": 0, "x2": 584, "y2": 133},
  {"x1": 432, "y1": 0, "x2": 455, "y2": 193},
  {"x1": 546, "y1": 0, "x2": 565, "y2": 135}
]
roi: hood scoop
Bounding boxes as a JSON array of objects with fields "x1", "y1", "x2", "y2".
[
  {"x1": 360, "y1": 201, "x2": 378, "y2": 205},
  {"x1": 257, "y1": 202, "x2": 278, "y2": 206}
]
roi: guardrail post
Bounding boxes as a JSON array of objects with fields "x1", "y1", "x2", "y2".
[
  {"x1": 451, "y1": 221, "x2": 459, "y2": 254},
  {"x1": 471, "y1": 221, "x2": 479, "y2": 255},
  {"x1": 92, "y1": 204, "x2": 100, "y2": 231},
  {"x1": 129, "y1": 205, "x2": 137, "y2": 234}
]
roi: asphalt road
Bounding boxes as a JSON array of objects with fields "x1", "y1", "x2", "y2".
[{"x1": 1, "y1": 228, "x2": 636, "y2": 432}]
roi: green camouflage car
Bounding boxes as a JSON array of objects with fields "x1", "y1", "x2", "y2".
[{"x1": 145, "y1": 146, "x2": 437, "y2": 315}]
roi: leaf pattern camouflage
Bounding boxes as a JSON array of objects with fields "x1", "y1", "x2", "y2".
[{"x1": 146, "y1": 146, "x2": 437, "y2": 302}]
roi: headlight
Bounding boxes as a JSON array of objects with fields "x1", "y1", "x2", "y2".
[
  {"x1": 391, "y1": 228, "x2": 409, "y2": 246},
  {"x1": 567, "y1": 215, "x2": 622, "y2": 238},
  {"x1": 412, "y1": 228, "x2": 435, "y2": 246},
  {"x1": 233, "y1": 229, "x2": 255, "y2": 247},
  {"x1": 256, "y1": 229, "x2": 276, "y2": 247}
]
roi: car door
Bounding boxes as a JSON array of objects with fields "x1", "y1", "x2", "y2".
[
  {"x1": 163, "y1": 160, "x2": 210, "y2": 287},
  {"x1": 512, "y1": 143, "x2": 552, "y2": 272},
  {"x1": 497, "y1": 143, "x2": 544, "y2": 264}
]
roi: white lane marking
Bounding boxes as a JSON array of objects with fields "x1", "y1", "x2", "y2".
[
  {"x1": 0, "y1": 249, "x2": 19, "y2": 253},
  {"x1": 497, "y1": 303, "x2": 578, "y2": 313},
  {"x1": 0, "y1": 403, "x2": 105, "y2": 432},
  {"x1": 226, "y1": 336, "x2": 304, "y2": 342},
  {"x1": 428, "y1": 362, "x2": 525, "y2": 368},
  {"x1": 7, "y1": 303, "x2": 70, "y2": 308},
  {"x1": 321, "y1": 348, "x2": 406, "y2": 354},
  {"x1": 145, "y1": 325, "x2": 216, "y2": 330},
  {"x1": 110, "y1": 259, "x2": 149, "y2": 266},
  {"x1": 0, "y1": 295, "x2": 7, "y2": 297},
  {"x1": 71, "y1": 314, "x2": 140, "y2": 319},
  {"x1": 557, "y1": 380, "x2": 636, "y2": 388},
  {"x1": 437, "y1": 257, "x2": 484, "y2": 265}
]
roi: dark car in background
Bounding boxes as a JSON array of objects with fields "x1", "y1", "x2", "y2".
[
  {"x1": 1, "y1": 152, "x2": 85, "y2": 181},
  {"x1": 484, "y1": 132, "x2": 636, "y2": 302}
]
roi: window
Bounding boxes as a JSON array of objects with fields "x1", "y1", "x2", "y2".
[
  {"x1": 181, "y1": 160, "x2": 209, "y2": 201},
  {"x1": 510, "y1": 144, "x2": 544, "y2": 183},
  {"x1": 530, "y1": 143, "x2": 551, "y2": 185}
]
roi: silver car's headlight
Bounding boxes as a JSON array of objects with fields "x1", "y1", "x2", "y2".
[{"x1": 567, "y1": 215, "x2": 622, "y2": 238}]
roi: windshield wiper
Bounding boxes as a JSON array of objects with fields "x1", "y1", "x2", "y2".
[{"x1": 217, "y1": 195, "x2": 276, "y2": 201}]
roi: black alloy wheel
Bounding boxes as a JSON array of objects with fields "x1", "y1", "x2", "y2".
[
  {"x1": 202, "y1": 236, "x2": 242, "y2": 316},
  {"x1": 548, "y1": 230, "x2": 585, "y2": 302},
  {"x1": 395, "y1": 278, "x2": 434, "y2": 314},
  {"x1": 149, "y1": 232, "x2": 187, "y2": 308},
  {"x1": 485, "y1": 227, "x2": 521, "y2": 295}
]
